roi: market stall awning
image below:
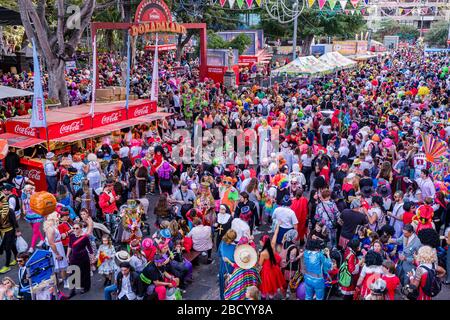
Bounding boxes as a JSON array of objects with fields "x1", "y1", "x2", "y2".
[
  {"x1": 50, "y1": 128, "x2": 111, "y2": 143},
  {"x1": 0, "y1": 133, "x2": 45, "y2": 149},
  {"x1": 0, "y1": 86, "x2": 33, "y2": 100},
  {"x1": 50, "y1": 112, "x2": 173, "y2": 143}
]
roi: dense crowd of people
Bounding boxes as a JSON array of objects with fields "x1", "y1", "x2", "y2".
[{"x1": 0, "y1": 43, "x2": 449, "y2": 301}]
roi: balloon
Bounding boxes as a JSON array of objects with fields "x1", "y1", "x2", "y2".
[
  {"x1": 417, "y1": 86, "x2": 430, "y2": 96},
  {"x1": 0, "y1": 139, "x2": 8, "y2": 160},
  {"x1": 296, "y1": 282, "x2": 306, "y2": 300},
  {"x1": 236, "y1": 100, "x2": 242, "y2": 106},
  {"x1": 225, "y1": 101, "x2": 232, "y2": 107},
  {"x1": 253, "y1": 98, "x2": 259, "y2": 105},
  {"x1": 443, "y1": 66, "x2": 448, "y2": 73}
]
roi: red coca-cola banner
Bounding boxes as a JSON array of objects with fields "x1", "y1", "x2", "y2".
[
  {"x1": 128, "y1": 101, "x2": 157, "y2": 120},
  {"x1": 5, "y1": 121, "x2": 46, "y2": 138},
  {"x1": 93, "y1": 109, "x2": 126, "y2": 127},
  {"x1": 47, "y1": 116, "x2": 91, "y2": 139},
  {"x1": 20, "y1": 158, "x2": 46, "y2": 191}
]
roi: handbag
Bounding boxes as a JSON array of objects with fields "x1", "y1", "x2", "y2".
[
  {"x1": 319, "y1": 201, "x2": 340, "y2": 229},
  {"x1": 16, "y1": 236, "x2": 28, "y2": 253},
  {"x1": 401, "y1": 283, "x2": 419, "y2": 300}
]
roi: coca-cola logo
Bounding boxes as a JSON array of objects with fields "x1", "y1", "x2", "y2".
[
  {"x1": 59, "y1": 120, "x2": 83, "y2": 135},
  {"x1": 14, "y1": 125, "x2": 36, "y2": 137},
  {"x1": 101, "y1": 112, "x2": 121, "y2": 125},
  {"x1": 133, "y1": 106, "x2": 149, "y2": 117},
  {"x1": 26, "y1": 169, "x2": 41, "y2": 181}
]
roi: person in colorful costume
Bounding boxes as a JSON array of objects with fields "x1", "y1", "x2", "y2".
[{"x1": 220, "y1": 177, "x2": 239, "y2": 214}]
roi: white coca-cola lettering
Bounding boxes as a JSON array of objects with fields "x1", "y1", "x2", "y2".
[
  {"x1": 27, "y1": 169, "x2": 41, "y2": 181},
  {"x1": 14, "y1": 125, "x2": 36, "y2": 137},
  {"x1": 101, "y1": 112, "x2": 121, "y2": 125},
  {"x1": 59, "y1": 120, "x2": 82, "y2": 135},
  {"x1": 133, "y1": 106, "x2": 149, "y2": 117}
]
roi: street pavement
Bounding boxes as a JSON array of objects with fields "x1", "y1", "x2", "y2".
[{"x1": 2, "y1": 194, "x2": 450, "y2": 300}]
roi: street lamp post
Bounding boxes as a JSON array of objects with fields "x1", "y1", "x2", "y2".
[{"x1": 292, "y1": 1, "x2": 299, "y2": 60}]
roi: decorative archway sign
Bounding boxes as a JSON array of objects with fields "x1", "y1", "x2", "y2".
[{"x1": 91, "y1": 0, "x2": 207, "y2": 88}]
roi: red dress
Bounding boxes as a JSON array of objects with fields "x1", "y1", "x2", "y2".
[
  {"x1": 259, "y1": 253, "x2": 286, "y2": 296},
  {"x1": 417, "y1": 267, "x2": 432, "y2": 301},
  {"x1": 290, "y1": 197, "x2": 308, "y2": 241}
]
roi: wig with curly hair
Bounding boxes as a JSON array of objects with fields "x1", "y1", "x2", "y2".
[
  {"x1": 417, "y1": 228, "x2": 440, "y2": 249},
  {"x1": 364, "y1": 250, "x2": 383, "y2": 267},
  {"x1": 415, "y1": 246, "x2": 438, "y2": 265}
]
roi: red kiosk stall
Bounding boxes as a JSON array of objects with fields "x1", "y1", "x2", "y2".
[{"x1": 0, "y1": 99, "x2": 162, "y2": 191}]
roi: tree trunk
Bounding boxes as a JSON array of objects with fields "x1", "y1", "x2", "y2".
[
  {"x1": 47, "y1": 59, "x2": 69, "y2": 107},
  {"x1": 176, "y1": 32, "x2": 194, "y2": 62},
  {"x1": 301, "y1": 35, "x2": 314, "y2": 56}
]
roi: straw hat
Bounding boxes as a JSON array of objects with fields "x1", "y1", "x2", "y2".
[
  {"x1": 115, "y1": 250, "x2": 131, "y2": 263},
  {"x1": 234, "y1": 244, "x2": 258, "y2": 269}
]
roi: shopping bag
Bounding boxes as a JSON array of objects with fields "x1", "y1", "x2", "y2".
[{"x1": 16, "y1": 236, "x2": 28, "y2": 253}]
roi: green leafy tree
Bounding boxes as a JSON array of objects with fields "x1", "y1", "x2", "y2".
[
  {"x1": 207, "y1": 31, "x2": 252, "y2": 55},
  {"x1": 425, "y1": 21, "x2": 450, "y2": 47},
  {"x1": 374, "y1": 20, "x2": 419, "y2": 41},
  {"x1": 260, "y1": 9, "x2": 366, "y2": 55},
  {"x1": 17, "y1": 0, "x2": 116, "y2": 106}
]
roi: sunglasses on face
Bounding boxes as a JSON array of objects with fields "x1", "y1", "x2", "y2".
[
  {"x1": 223, "y1": 181, "x2": 231, "y2": 185},
  {"x1": 73, "y1": 227, "x2": 81, "y2": 230}
]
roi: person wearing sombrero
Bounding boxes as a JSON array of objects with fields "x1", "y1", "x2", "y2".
[{"x1": 223, "y1": 242, "x2": 260, "y2": 300}]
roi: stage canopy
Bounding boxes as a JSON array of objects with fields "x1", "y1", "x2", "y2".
[
  {"x1": 271, "y1": 55, "x2": 334, "y2": 77},
  {"x1": 318, "y1": 52, "x2": 357, "y2": 71},
  {"x1": 0, "y1": 86, "x2": 33, "y2": 100}
]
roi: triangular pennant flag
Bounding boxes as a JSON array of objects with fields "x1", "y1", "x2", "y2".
[
  {"x1": 328, "y1": 0, "x2": 337, "y2": 10},
  {"x1": 255, "y1": 0, "x2": 262, "y2": 6},
  {"x1": 308, "y1": 0, "x2": 316, "y2": 8},
  {"x1": 229, "y1": 0, "x2": 235, "y2": 7},
  {"x1": 220, "y1": 0, "x2": 227, "y2": 7},
  {"x1": 364, "y1": 0, "x2": 368, "y2": 4},
  {"x1": 350, "y1": 0, "x2": 359, "y2": 8},
  {"x1": 345, "y1": 9, "x2": 349, "y2": 14},
  {"x1": 318, "y1": 0, "x2": 327, "y2": 9},
  {"x1": 351, "y1": 9, "x2": 355, "y2": 14},
  {"x1": 246, "y1": 0, "x2": 253, "y2": 7},
  {"x1": 339, "y1": 0, "x2": 347, "y2": 9},
  {"x1": 399, "y1": 8, "x2": 403, "y2": 14},
  {"x1": 236, "y1": 0, "x2": 244, "y2": 8},
  {"x1": 360, "y1": 8, "x2": 365, "y2": 14}
]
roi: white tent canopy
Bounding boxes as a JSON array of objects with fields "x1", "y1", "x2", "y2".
[
  {"x1": 271, "y1": 55, "x2": 335, "y2": 77},
  {"x1": 0, "y1": 86, "x2": 33, "y2": 100},
  {"x1": 318, "y1": 52, "x2": 357, "y2": 70}
]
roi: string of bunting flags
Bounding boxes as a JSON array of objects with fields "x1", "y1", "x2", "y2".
[{"x1": 216, "y1": 0, "x2": 368, "y2": 13}]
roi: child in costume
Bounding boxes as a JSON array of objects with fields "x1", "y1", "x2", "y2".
[
  {"x1": 220, "y1": 176, "x2": 239, "y2": 213},
  {"x1": 97, "y1": 235, "x2": 118, "y2": 287}
]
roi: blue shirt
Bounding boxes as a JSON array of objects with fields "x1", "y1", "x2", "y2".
[{"x1": 303, "y1": 250, "x2": 332, "y2": 279}]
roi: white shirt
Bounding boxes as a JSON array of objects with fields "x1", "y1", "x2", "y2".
[
  {"x1": 301, "y1": 154, "x2": 313, "y2": 167},
  {"x1": 272, "y1": 206, "x2": 298, "y2": 229},
  {"x1": 118, "y1": 274, "x2": 137, "y2": 300},
  {"x1": 119, "y1": 146, "x2": 130, "y2": 158}
]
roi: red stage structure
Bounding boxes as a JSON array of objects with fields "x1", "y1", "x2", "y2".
[{"x1": 91, "y1": 0, "x2": 207, "y2": 88}]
